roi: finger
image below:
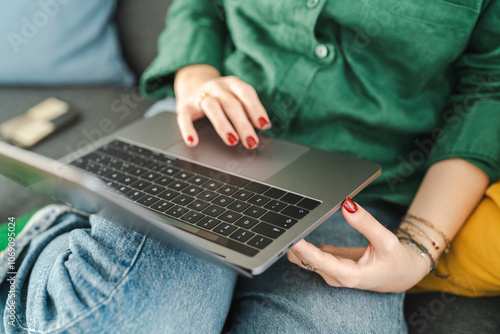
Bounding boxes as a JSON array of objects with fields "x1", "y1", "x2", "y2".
[
  {"x1": 228, "y1": 78, "x2": 271, "y2": 130},
  {"x1": 318, "y1": 245, "x2": 365, "y2": 261},
  {"x1": 291, "y1": 240, "x2": 358, "y2": 287},
  {"x1": 214, "y1": 89, "x2": 260, "y2": 150},
  {"x1": 342, "y1": 197, "x2": 399, "y2": 252},
  {"x1": 200, "y1": 96, "x2": 240, "y2": 146},
  {"x1": 176, "y1": 104, "x2": 200, "y2": 147}
]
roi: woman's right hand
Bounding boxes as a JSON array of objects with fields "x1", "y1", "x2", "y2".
[{"x1": 174, "y1": 64, "x2": 271, "y2": 149}]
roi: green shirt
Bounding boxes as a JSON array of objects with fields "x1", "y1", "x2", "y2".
[{"x1": 141, "y1": 0, "x2": 500, "y2": 206}]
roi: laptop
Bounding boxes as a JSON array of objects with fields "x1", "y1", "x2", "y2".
[{"x1": 0, "y1": 111, "x2": 380, "y2": 277}]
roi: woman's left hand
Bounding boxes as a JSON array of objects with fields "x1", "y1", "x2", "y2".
[{"x1": 287, "y1": 198, "x2": 429, "y2": 292}]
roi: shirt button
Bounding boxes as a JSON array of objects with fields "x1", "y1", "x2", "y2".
[
  {"x1": 307, "y1": 0, "x2": 320, "y2": 8},
  {"x1": 315, "y1": 44, "x2": 328, "y2": 59}
]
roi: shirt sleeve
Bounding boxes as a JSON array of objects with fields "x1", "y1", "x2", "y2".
[
  {"x1": 140, "y1": 0, "x2": 227, "y2": 99},
  {"x1": 429, "y1": 0, "x2": 500, "y2": 182}
]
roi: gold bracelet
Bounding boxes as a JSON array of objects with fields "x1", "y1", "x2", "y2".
[
  {"x1": 401, "y1": 220, "x2": 441, "y2": 251},
  {"x1": 404, "y1": 213, "x2": 451, "y2": 253}
]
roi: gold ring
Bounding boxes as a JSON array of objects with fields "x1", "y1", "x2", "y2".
[
  {"x1": 301, "y1": 261, "x2": 317, "y2": 272},
  {"x1": 198, "y1": 91, "x2": 211, "y2": 109}
]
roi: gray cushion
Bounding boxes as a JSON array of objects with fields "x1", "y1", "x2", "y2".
[{"x1": 116, "y1": 0, "x2": 173, "y2": 79}]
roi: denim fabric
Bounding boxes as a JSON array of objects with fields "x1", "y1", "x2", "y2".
[{"x1": 1, "y1": 201, "x2": 405, "y2": 333}]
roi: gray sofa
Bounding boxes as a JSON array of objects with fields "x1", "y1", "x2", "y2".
[{"x1": 0, "y1": 0, "x2": 498, "y2": 332}]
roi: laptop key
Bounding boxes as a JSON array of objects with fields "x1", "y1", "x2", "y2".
[
  {"x1": 252, "y1": 223, "x2": 285, "y2": 239},
  {"x1": 129, "y1": 167, "x2": 146, "y2": 176},
  {"x1": 219, "y1": 210, "x2": 242, "y2": 224},
  {"x1": 118, "y1": 175, "x2": 138, "y2": 185},
  {"x1": 151, "y1": 200, "x2": 173, "y2": 213},
  {"x1": 154, "y1": 176, "x2": 173, "y2": 187},
  {"x1": 165, "y1": 206, "x2": 189, "y2": 218},
  {"x1": 229, "y1": 229, "x2": 255, "y2": 243},
  {"x1": 243, "y1": 206, "x2": 267, "y2": 218},
  {"x1": 115, "y1": 185, "x2": 131, "y2": 195},
  {"x1": 217, "y1": 185, "x2": 238, "y2": 196},
  {"x1": 140, "y1": 171, "x2": 161, "y2": 181},
  {"x1": 95, "y1": 166, "x2": 112, "y2": 176},
  {"x1": 212, "y1": 195, "x2": 234, "y2": 207},
  {"x1": 212, "y1": 223, "x2": 237, "y2": 236},
  {"x1": 182, "y1": 185, "x2": 203, "y2": 196},
  {"x1": 231, "y1": 189, "x2": 255, "y2": 201},
  {"x1": 280, "y1": 193, "x2": 303, "y2": 205},
  {"x1": 130, "y1": 180, "x2": 152, "y2": 190},
  {"x1": 168, "y1": 180, "x2": 188, "y2": 191},
  {"x1": 264, "y1": 200, "x2": 287, "y2": 212},
  {"x1": 234, "y1": 217, "x2": 259, "y2": 229},
  {"x1": 202, "y1": 180, "x2": 223, "y2": 191},
  {"x1": 196, "y1": 217, "x2": 220, "y2": 230},
  {"x1": 197, "y1": 190, "x2": 218, "y2": 201},
  {"x1": 137, "y1": 195, "x2": 159, "y2": 207},
  {"x1": 260, "y1": 212, "x2": 297, "y2": 229},
  {"x1": 248, "y1": 194, "x2": 271, "y2": 206},
  {"x1": 157, "y1": 189, "x2": 180, "y2": 201},
  {"x1": 202, "y1": 205, "x2": 226, "y2": 217},
  {"x1": 281, "y1": 206, "x2": 309, "y2": 219},
  {"x1": 172, "y1": 194, "x2": 194, "y2": 206},
  {"x1": 116, "y1": 162, "x2": 132, "y2": 172},
  {"x1": 174, "y1": 171, "x2": 194, "y2": 181},
  {"x1": 263, "y1": 188, "x2": 286, "y2": 199},
  {"x1": 247, "y1": 236, "x2": 272, "y2": 250},
  {"x1": 144, "y1": 185, "x2": 163, "y2": 196},
  {"x1": 244, "y1": 182, "x2": 270, "y2": 194},
  {"x1": 227, "y1": 200, "x2": 250, "y2": 213},
  {"x1": 188, "y1": 175, "x2": 208, "y2": 186},
  {"x1": 297, "y1": 198, "x2": 321, "y2": 210},
  {"x1": 105, "y1": 171, "x2": 125, "y2": 181},
  {"x1": 161, "y1": 166, "x2": 180, "y2": 176},
  {"x1": 187, "y1": 199, "x2": 210, "y2": 211},
  {"x1": 181, "y1": 211, "x2": 204, "y2": 224}
]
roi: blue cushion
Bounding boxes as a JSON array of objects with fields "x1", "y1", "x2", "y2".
[{"x1": 0, "y1": 0, "x2": 134, "y2": 86}]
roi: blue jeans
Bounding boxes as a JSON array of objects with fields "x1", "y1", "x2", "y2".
[{"x1": 1, "y1": 201, "x2": 407, "y2": 333}]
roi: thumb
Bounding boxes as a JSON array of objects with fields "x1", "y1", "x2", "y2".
[{"x1": 341, "y1": 197, "x2": 395, "y2": 251}]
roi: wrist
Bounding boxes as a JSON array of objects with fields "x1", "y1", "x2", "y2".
[
  {"x1": 174, "y1": 64, "x2": 220, "y2": 99},
  {"x1": 399, "y1": 238, "x2": 432, "y2": 280}
]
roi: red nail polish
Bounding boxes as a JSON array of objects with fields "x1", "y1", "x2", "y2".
[
  {"x1": 227, "y1": 133, "x2": 238, "y2": 145},
  {"x1": 258, "y1": 117, "x2": 270, "y2": 129},
  {"x1": 187, "y1": 136, "x2": 194, "y2": 145},
  {"x1": 246, "y1": 136, "x2": 258, "y2": 149},
  {"x1": 343, "y1": 197, "x2": 357, "y2": 213}
]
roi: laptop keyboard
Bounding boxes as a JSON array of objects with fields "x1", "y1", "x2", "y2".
[{"x1": 69, "y1": 140, "x2": 321, "y2": 257}]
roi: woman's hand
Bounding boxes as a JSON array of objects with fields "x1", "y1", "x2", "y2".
[
  {"x1": 174, "y1": 64, "x2": 271, "y2": 149},
  {"x1": 287, "y1": 198, "x2": 430, "y2": 292}
]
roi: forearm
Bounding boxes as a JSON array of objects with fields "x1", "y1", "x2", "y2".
[{"x1": 405, "y1": 158, "x2": 490, "y2": 260}]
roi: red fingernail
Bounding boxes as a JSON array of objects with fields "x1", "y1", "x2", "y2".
[
  {"x1": 187, "y1": 136, "x2": 194, "y2": 145},
  {"x1": 227, "y1": 133, "x2": 238, "y2": 145},
  {"x1": 246, "y1": 136, "x2": 258, "y2": 149},
  {"x1": 258, "y1": 117, "x2": 270, "y2": 129},
  {"x1": 343, "y1": 197, "x2": 357, "y2": 213}
]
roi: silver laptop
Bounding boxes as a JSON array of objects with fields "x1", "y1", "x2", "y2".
[{"x1": 0, "y1": 111, "x2": 380, "y2": 277}]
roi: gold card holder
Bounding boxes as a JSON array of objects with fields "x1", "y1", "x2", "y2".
[{"x1": 0, "y1": 98, "x2": 78, "y2": 148}]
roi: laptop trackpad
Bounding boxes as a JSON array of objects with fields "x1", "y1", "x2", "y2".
[{"x1": 167, "y1": 126, "x2": 309, "y2": 181}]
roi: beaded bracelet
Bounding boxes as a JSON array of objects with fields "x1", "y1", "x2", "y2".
[
  {"x1": 398, "y1": 235, "x2": 436, "y2": 274},
  {"x1": 401, "y1": 219, "x2": 441, "y2": 251},
  {"x1": 398, "y1": 236, "x2": 433, "y2": 275},
  {"x1": 398, "y1": 235, "x2": 449, "y2": 279},
  {"x1": 404, "y1": 213, "x2": 451, "y2": 253}
]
